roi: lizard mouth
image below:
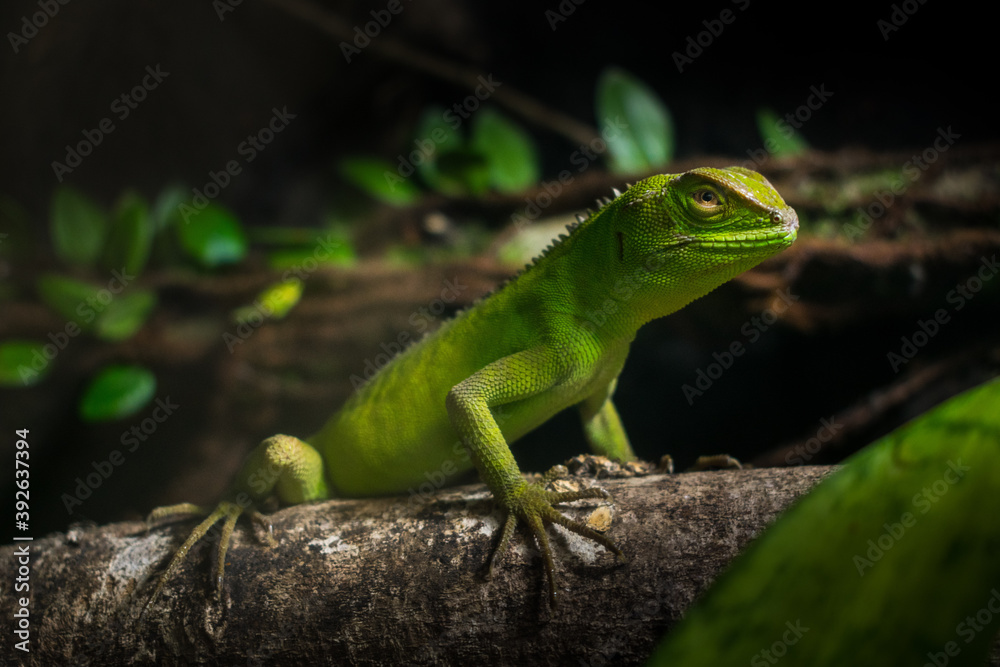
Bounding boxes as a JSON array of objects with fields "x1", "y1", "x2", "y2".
[
  {"x1": 672, "y1": 210, "x2": 799, "y2": 252},
  {"x1": 672, "y1": 227, "x2": 797, "y2": 252}
]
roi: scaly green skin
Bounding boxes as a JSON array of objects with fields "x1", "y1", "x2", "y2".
[{"x1": 148, "y1": 166, "x2": 798, "y2": 606}]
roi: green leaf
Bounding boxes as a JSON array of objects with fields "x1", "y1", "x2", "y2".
[
  {"x1": 36, "y1": 274, "x2": 101, "y2": 329},
  {"x1": 650, "y1": 377, "x2": 1000, "y2": 666},
  {"x1": 93, "y1": 289, "x2": 156, "y2": 341},
  {"x1": 0, "y1": 341, "x2": 51, "y2": 386},
  {"x1": 340, "y1": 157, "x2": 421, "y2": 206},
  {"x1": 79, "y1": 364, "x2": 156, "y2": 422},
  {"x1": 267, "y1": 244, "x2": 356, "y2": 269},
  {"x1": 37, "y1": 273, "x2": 156, "y2": 340},
  {"x1": 50, "y1": 186, "x2": 109, "y2": 266},
  {"x1": 470, "y1": 108, "x2": 539, "y2": 193},
  {"x1": 103, "y1": 190, "x2": 153, "y2": 277},
  {"x1": 150, "y1": 184, "x2": 190, "y2": 233},
  {"x1": 266, "y1": 227, "x2": 357, "y2": 268},
  {"x1": 756, "y1": 108, "x2": 809, "y2": 158},
  {"x1": 413, "y1": 105, "x2": 464, "y2": 194},
  {"x1": 595, "y1": 67, "x2": 674, "y2": 174},
  {"x1": 435, "y1": 149, "x2": 490, "y2": 196},
  {"x1": 175, "y1": 204, "x2": 247, "y2": 267},
  {"x1": 258, "y1": 278, "x2": 303, "y2": 319},
  {"x1": 233, "y1": 277, "x2": 303, "y2": 324}
]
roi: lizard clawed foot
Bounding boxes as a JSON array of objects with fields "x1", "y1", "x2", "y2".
[
  {"x1": 144, "y1": 500, "x2": 258, "y2": 612},
  {"x1": 486, "y1": 481, "x2": 625, "y2": 605}
]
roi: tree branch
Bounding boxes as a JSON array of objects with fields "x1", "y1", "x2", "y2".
[{"x1": 2, "y1": 466, "x2": 838, "y2": 664}]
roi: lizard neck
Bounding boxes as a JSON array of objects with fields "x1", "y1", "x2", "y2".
[{"x1": 532, "y1": 211, "x2": 693, "y2": 343}]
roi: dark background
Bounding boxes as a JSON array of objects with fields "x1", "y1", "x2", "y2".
[
  {"x1": 1, "y1": 1, "x2": 988, "y2": 218},
  {"x1": 1, "y1": 0, "x2": 995, "y2": 536}
]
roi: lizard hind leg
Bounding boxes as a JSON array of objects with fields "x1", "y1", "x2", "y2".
[
  {"x1": 145, "y1": 501, "x2": 244, "y2": 609},
  {"x1": 144, "y1": 434, "x2": 329, "y2": 610}
]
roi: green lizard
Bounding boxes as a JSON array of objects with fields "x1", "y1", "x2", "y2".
[{"x1": 147, "y1": 166, "x2": 798, "y2": 605}]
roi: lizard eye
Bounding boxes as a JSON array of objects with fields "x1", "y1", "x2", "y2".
[{"x1": 692, "y1": 188, "x2": 723, "y2": 209}]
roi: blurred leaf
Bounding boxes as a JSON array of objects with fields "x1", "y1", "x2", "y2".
[
  {"x1": 756, "y1": 108, "x2": 809, "y2": 157},
  {"x1": 267, "y1": 246, "x2": 355, "y2": 269},
  {"x1": 36, "y1": 273, "x2": 99, "y2": 329},
  {"x1": 414, "y1": 105, "x2": 464, "y2": 194},
  {"x1": 340, "y1": 157, "x2": 421, "y2": 206},
  {"x1": 150, "y1": 184, "x2": 189, "y2": 233},
  {"x1": 435, "y1": 149, "x2": 490, "y2": 196},
  {"x1": 258, "y1": 277, "x2": 303, "y2": 319},
  {"x1": 38, "y1": 273, "x2": 155, "y2": 341},
  {"x1": 0, "y1": 340, "x2": 50, "y2": 386},
  {"x1": 595, "y1": 67, "x2": 673, "y2": 174},
  {"x1": 93, "y1": 289, "x2": 156, "y2": 341},
  {"x1": 650, "y1": 377, "x2": 1000, "y2": 666},
  {"x1": 50, "y1": 186, "x2": 109, "y2": 266},
  {"x1": 175, "y1": 204, "x2": 247, "y2": 268},
  {"x1": 79, "y1": 364, "x2": 156, "y2": 422},
  {"x1": 382, "y1": 244, "x2": 425, "y2": 266},
  {"x1": 471, "y1": 108, "x2": 539, "y2": 193},
  {"x1": 266, "y1": 223, "x2": 357, "y2": 269},
  {"x1": 233, "y1": 278, "x2": 303, "y2": 324},
  {"x1": 103, "y1": 190, "x2": 153, "y2": 277}
]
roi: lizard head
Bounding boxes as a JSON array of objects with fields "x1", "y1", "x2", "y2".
[
  {"x1": 599, "y1": 166, "x2": 798, "y2": 320},
  {"x1": 621, "y1": 165, "x2": 797, "y2": 264}
]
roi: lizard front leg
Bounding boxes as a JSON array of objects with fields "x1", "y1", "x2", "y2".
[
  {"x1": 445, "y1": 346, "x2": 625, "y2": 604},
  {"x1": 578, "y1": 377, "x2": 636, "y2": 462}
]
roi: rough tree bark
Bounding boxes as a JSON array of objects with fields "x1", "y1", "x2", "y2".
[{"x1": 1, "y1": 465, "x2": 840, "y2": 666}]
